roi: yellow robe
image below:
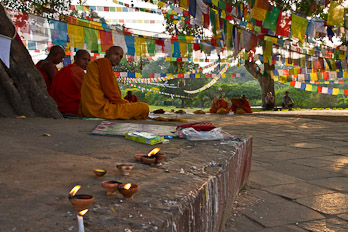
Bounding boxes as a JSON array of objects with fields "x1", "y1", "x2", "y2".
[{"x1": 79, "y1": 58, "x2": 149, "y2": 120}]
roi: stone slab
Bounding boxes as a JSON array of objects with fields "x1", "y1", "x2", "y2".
[
  {"x1": 263, "y1": 182, "x2": 335, "y2": 200},
  {"x1": 296, "y1": 193, "x2": 348, "y2": 215},
  {"x1": 309, "y1": 177, "x2": 348, "y2": 192}
]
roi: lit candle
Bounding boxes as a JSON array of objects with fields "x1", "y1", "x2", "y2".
[{"x1": 77, "y1": 209, "x2": 88, "y2": 232}]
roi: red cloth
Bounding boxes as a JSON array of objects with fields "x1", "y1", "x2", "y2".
[
  {"x1": 276, "y1": 11, "x2": 291, "y2": 37},
  {"x1": 176, "y1": 121, "x2": 216, "y2": 131},
  {"x1": 36, "y1": 60, "x2": 56, "y2": 90},
  {"x1": 49, "y1": 63, "x2": 85, "y2": 115},
  {"x1": 124, "y1": 94, "x2": 138, "y2": 103},
  {"x1": 231, "y1": 99, "x2": 252, "y2": 114}
]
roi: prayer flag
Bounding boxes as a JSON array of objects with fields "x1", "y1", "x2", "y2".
[
  {"x1": 124, "y1": 35, "x2": 135, "y2": 56},
  {"x1": 251, "y1": 0, "x2": 268, "y2": 21},
  {"x1": 263, "y1": 6, "x2": 280, "y2": 31},
  {"x1": 276, "y1": 11, "x2": 291, "y2": 37},
  {"x1": 49, "y1": 19, "x2": 68, "y2": 47},
  {"x1": 291, "y1": 14, "x2": 308, "y2": 43},
  {"x1": 327, "y1": 0, "x2": 344, "y2": 26},
  {"x1": 0, "y1": 36, "x2": 11, "y2": 68},
  {"x1": 99, "y1": 30, "x2": 113, "y2": 53}
]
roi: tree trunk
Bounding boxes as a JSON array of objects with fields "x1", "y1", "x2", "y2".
[
  {"x1": 244, "y1": 61, "x2": 275, "y2": 107},
  {"x1": 0, "y1": 5, "x2": 62, "y2": 118}
]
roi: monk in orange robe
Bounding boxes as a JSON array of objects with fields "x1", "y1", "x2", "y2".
[
  {"x1": 231, "y1": 94, "x2": 252, "y2": 114},
  {"x1": 124, "y1": 91, "x2": 138, "y2": 103},
  {"x1": 79, "y1": 46, "x2": 149, "y2": 120},
  {"x1": 209, "y1": 94, "x2": 229, "y2": 113},
  {"x1": 49, "y1": 50, "x2": 91, "y2": 115},
  {"x1": 36, "y1": 45, "x2": 65, "y2": 90}
]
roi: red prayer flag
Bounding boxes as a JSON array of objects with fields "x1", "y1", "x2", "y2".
[
  {"x1": 344, "y1": 89, "x2": 348, "y2": 95},
  {"x1": 317, "y1": 86, "x2": 322, "y2": 93},
  {"x1": 276, "y1": 11, "x2": 291, "y2": 37}
]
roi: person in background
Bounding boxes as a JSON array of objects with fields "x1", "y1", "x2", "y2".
[
  {"x1": 36, "y1": 45, "x2": 65, "y2": 90},
  {"x1": 209, "y1": 94, "x2": 229, "y2": 114},
  {"x1": 231, "y1": 94, "x2": 252, "y2": 114},
  {"x1": 79, "y1": 46, "x2": 149, "y2": 120},
  {"x1": 124, "y1": 91, "x2": 138, "y2": 103},
  {"x1": 264, "y1": 92, "x2": 275, "y2": 110},
  {"x1": 282, "y1": 91, "x2": 294, "y2": 110},
  {"x1": 49, "y1": 50, "x2": 91, "y2": 116}
]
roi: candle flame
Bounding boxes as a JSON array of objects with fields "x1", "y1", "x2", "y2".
[
  {"x1": 124, "y1": 183, "x2": 132, "y2": 190},
  {"x1": 79, "y1": 209, "x2": 88, "y2": 216},
  {"x1": 69, "y1": 185, "x2": 81, "y2": 196},
  {"x1": 147, "y1": 148, "x2": 160, "y2": 157}
]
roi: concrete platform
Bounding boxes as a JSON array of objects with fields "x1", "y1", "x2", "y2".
[{"x1": 0, "y1": 118, "x2": 252, "y2": 232}]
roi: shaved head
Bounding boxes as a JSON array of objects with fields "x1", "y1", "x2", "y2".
[
  {"x1": 48, "y1": 45, "x2": 65, "y2": 65},
  {"x1": 105, "y1": 46, "x2": 124, "y2": 66},
  {"x1": 74, "y1": 50, "x2": 90, "y2": 70}
]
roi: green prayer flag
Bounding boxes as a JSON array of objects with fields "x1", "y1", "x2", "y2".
[
  {"x1": 146, "y1": 39, "x2": 155, "y2": 56},
  {"x1": 262, "y1": 6, "x2": 280, "y2": 32},
  {"x1": 84, "y1": 27, "x2": 98, "y2": 51}
]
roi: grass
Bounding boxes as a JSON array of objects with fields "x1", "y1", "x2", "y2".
[{"x1": 149, "y1": 105, "x2": 208, "y2": 113}]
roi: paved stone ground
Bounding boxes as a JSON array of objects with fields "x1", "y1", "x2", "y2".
[{"x1": 221, "y1": 110, "x2": 348, "y2": 232}]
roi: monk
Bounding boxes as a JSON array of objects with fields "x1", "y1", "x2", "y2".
[
  {"x1": 209, "y1": 94, "x2": 229, "y2": 114},
  {"x1": 79, "y1": 46, "x2": 149, "y2": 120},
  {"x1": 231, "y1": 94, "x2": 252, "y2": 114},
  {"x1": 49, "y1": 50, "x2": 91, "y2": 115},
  {"x1": 36, "y1": 45, "x2": 65, "y2": 90},
  {"x1": 124, "y1": 91, "x2": 138, "y2": 103}
]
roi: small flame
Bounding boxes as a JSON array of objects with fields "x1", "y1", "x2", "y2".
[
  {"x1": 124, "y1": 183, "x2": 132, "y2": 190},
  {"x1": 147, "y1": 148, "x2": 160, "y2": 157},
  {"x1": 69, "y1": 185, "x2": 81, "y2": 196},
  {"x1": 79, "y1": 209, "x2": 88, "y2": 216}
]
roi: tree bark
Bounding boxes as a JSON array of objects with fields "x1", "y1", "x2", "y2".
[
  {"x1": 0, "y1": 5, "x2": 62, "y2": 118},
  {"x1": 244, "y1": 60, "x2": 275, "y2": 107}
]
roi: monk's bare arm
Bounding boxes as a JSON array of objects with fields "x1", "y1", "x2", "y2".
[{"x1": 41, "y1": 62, "x2": 57, "y2": 82}]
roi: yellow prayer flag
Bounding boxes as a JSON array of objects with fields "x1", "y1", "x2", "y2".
[
  {"x1": 212, "y1": 0, "x2": 218, "y2": 7},
  {"x1": 135, "y1": 37, "x2": 146, "y2": 57},
  {"x1": 186, "y1": 36, "x2": 194, "y2": 43},
  {"x1": 158, "y1": 1, "x2": 166, "y2": 8},
  {"x1": 180, "y1": 0, "x2": 188, "y2": 9},
  {"x1": 332, "y1": 88, "x2": 339, "y2": 95},
  {"x1": 116, "y1": 7, "x2": 122, "y2": 12},
  {"x1": 180, "y1": 42, "x2": 188, "y2": 58},
  {"x1": 194, "y1": 58, "x2": 199, "y2": 62},
  {"x1": 310, "y1": 73, "x2": 318, "y2": 81},
  {"x1": 196, "y1": 74, "x2": 200, "y2": 78},
  {"x1": 67, "y1": 24, "x2": 84, "y2": 49},
  {"x1": 135, "y1": 72, "x2": 142, "y2": 77},
  {"x1": 165, "y1": 57, "x2": 171, "y2": 61},
  {"x1": 291, "y1": 14, "x2": 308, "y2": 43},
  {"x1": 251, "y1": 0, "x2": 267, "y2": 21},
  {"x1": 82, "y1": 6, "x2": 89, "y2": 11},
  {"x1": 327, "y1": 0, "x2": 344, "y2": 26},
  {"x1": 305, "y1": 84, "x2": 312, "y2": 91},
  {"x1": 344, "y1": 72, "x2": 348, "y2": 78}
]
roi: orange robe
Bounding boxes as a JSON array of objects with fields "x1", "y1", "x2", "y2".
[
  {"x1": 124, "y1": 94, "x2": 138, "y2": 103},
  {"x1": 209, "y1": 99, "x2": 229, "y2": 113},
  {"x1": 49, "y1": 63, "x2": 84, "y2": 115},
  {"x1": 36, "y1": 60, "x2": 57, "y2": 91},
  {"x1": 79, "y1": 58, "x2": 149, "y2": 120},
  {"x1": 231, "y1": 99, "x2": 252, "y2": 114}
]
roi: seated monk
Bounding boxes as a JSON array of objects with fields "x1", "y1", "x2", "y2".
[
  {"x1": 209, "y1": 94, "x2": 229, "y2": 114},
  {"x1": 231, "y1": 94, "x2": 252, "y2": 114},
  {"x1": 49, "y1": 50, "x2": 91, "y2": 115},
  {"x1": 79, "y1": 46, "x2": 149, "y2": 120},
  {"x1": 36, "y1": 45, "x2": 65, "y2": 90},
  {"x1": 124, "y1": 90, "x2": 138, "y2": 103}
]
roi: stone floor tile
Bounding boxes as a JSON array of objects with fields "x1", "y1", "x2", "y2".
[
  {"x1": 298, "y1": 218, "x2": 348, "y2": 232},
  {"x1": 260, "y1": 225, "x2": 307, "y2": 232},
  {"x1": 266, "y1": 162, "x2": 341, "y2": 181},
  {"x1": 337, "y1": 213, "x2": 348, "y2": 221},
  {"x1": 243, "y1": 201, "x2": 324, "y2": 227},
  {"x1": 289, "y1": 158, "x2": 335, "y2": 168},
  {"x1": 309, "y1": 177, "x2": 348, "y2": 191},
  {"x1": 223, "y1": 214, "x2": 264, "y2": 232},
  {"x1": 248, "y1": 170, "x2": 304, "y2": 187},
  {"x1": 263, "y1": 182, "x2": 335, "y2": 200},
  {"x1": 296, "y1": 192, "x2": 348, "y2": 215}
]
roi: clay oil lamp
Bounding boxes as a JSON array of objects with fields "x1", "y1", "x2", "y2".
[
  {"x1": 155, "y1": 152, "x2": 166, "y2": 164},
  {"x1": 68, "y1": 185, "x2": 94, "y2": 211},
  {"x1": 116, "y1": 164, "x2": 134, "y2": 176},
  {"x1": 77, "y1": 209, "x2": 88, "y2": 232},
  {"x1": 93, "y1": 168, "x2": 106, "y2": 177},
  {"x1": 101, "y1": 180, "x2": 122, "y2": 196},
  {"x1": 141, "y1": 148, "x2": 160, "y2": 165},
  {"x1": 118, "y1": 183, "x2": 139, "y2": 200},
  {"x1": 134, "y1": 154, "x2": 143, "y2": 162}
]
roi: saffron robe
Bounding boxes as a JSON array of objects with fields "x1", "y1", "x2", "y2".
[
  {"x1": 231, "y1": 98, "x2": 252, "y2": 114},
  {"x1": 124, "y1": 94, "x2": 138, "y2": 103},
  {"x1": 209, "y1": 98, "x2": 229, "y2": 113},
  {"x1": 36, "y1": 60, "x2": 58, "y2": 90},
  {"x1": 79, "y1": 58, "x2": 149, "y2": 120},
  {"x1": 49, "y1": 63, "x2": 84, "y2": 115}
]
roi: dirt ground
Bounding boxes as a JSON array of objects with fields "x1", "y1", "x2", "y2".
[{"x1": 0, "y1": 114, "x2": 249, "y2": 232}]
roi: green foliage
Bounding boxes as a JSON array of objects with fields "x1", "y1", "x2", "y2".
[{"x1": 3, "y1": 0, "x2": 71, "y2": 17}]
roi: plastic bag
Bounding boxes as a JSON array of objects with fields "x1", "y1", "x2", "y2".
[{"x1": 182, "y1": 127, "x2": 224, "y2": 141}]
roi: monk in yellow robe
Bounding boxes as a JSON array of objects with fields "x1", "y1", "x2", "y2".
[
  {"x1": 209, "y1": 94, "x2": 229, "y2": 114},
  {"x1": 79, "y1": 46, "x2": 149, "y2": 120}
]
